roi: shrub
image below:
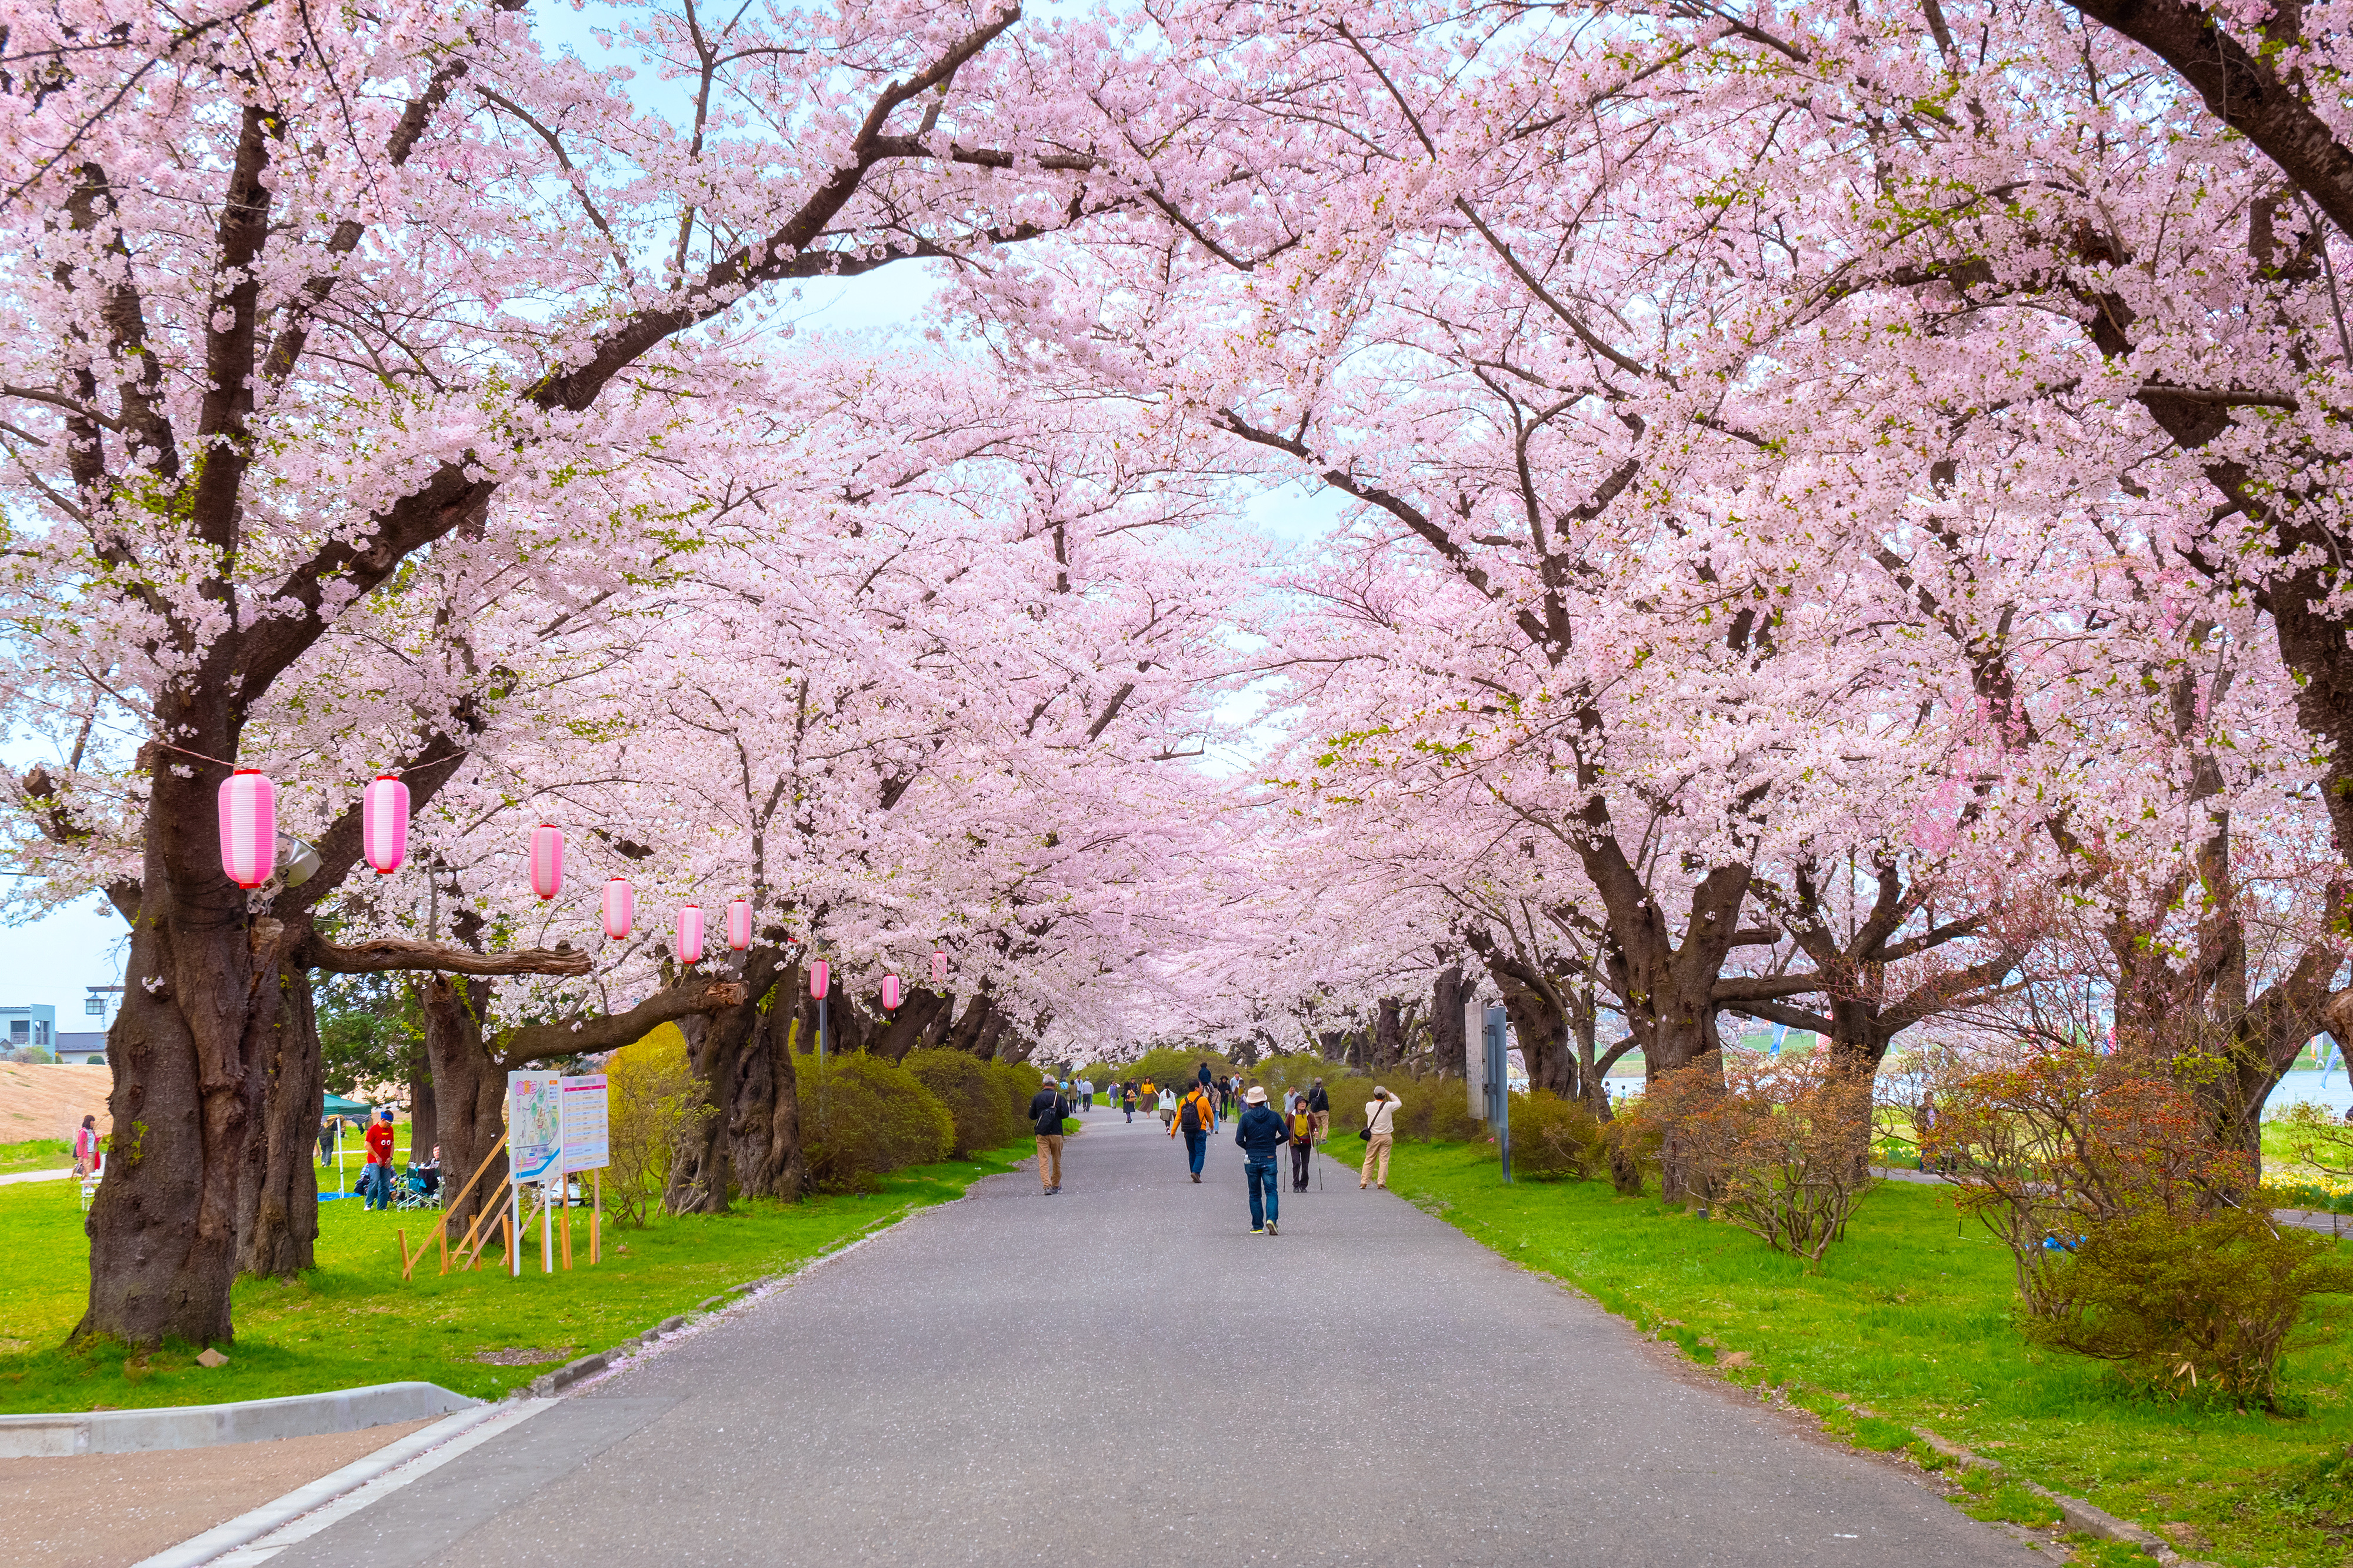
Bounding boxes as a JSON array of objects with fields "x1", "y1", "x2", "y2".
[
  {"x1": 797, "y1": 1053, "x2": 952, "y2": 1192},
  {"x1": 606, "y1": 1025, "x2": 709, "y2": 1227},
  {"x1": 1509, "y1": 1090, "x2": 1607, "y2": 1180},
  {"x1": 989, "y1": 1060, "x2": 1046, "y2": 1132},
  {"x1": 1924, "y1": 1043, "x2": 2253, "y2": 1317},
  {"x1": 902, "y1": 1049, "x2": 1014, "y2": 1157},
  {"x1": 2275, "y1": 1099, "x2": 2353, "y2": 1182},
  {"x1": 1629, "y1": 1053, "x2": 1879, "y2": 1262},
  {"x1": 2019, "y1": 1209, "x2": 2353, "y2": 1410}
]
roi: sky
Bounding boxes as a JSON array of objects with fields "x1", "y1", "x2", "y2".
[{"x1": 0, "y1": 5, "x2": 1347, "y2": 1023}]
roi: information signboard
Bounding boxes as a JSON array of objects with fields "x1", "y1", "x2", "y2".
[
  {"x1": 560, "y1": 1074, "x2": 609, "y2": 1173},
  {"x1": 507, "y1": 1070, "x2": 562, "y2": 1184}
]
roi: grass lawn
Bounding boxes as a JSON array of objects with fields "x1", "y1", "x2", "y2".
[
  {"x1": 0, "y1": 1139, "x2": 70, "y2": 1175},
  {"x1": 0, "y1": 1140, "x2": 1033, "y2": 1414},
  {"x1": 1367, "y1": 1139, "x2": 2353, "y2": 1568}
]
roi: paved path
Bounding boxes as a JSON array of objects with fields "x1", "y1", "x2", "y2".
[
  {"x1": 270, "y1": 1112, "x2": 2036, "y2": 1568},
  {"x1": 0, "y1": 1166, "x2": 73, "y2": 1185}
]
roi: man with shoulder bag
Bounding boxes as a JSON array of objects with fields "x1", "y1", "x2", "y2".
[{"x1": 1029, "y1": 1078, "x2": 1071, "y2": 1196}]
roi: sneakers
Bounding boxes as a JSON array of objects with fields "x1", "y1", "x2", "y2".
[
  {"x1": 1249, "y1": 1227, "x2": 1264, "y2": 1235},
  {"x1": 1191, "y1": 1172, "x2": 1201, "y2": 1183},
  {"x1": 1266, "y1": 1221, "x2": 1278, "y2": 1235}
]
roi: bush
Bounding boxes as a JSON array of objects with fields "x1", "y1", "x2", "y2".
[
  {"x1": 797, "y1": 1054, "x2": 953, "y2": 1192},
  {"x1": 2019, "y1": 1209, "x2": 2353, "y2": 1410},
  {"x1": 1509, "y1": 1090, "x2": 1607, "y2": 1180},
  {"x1": 1629, "y1": 1053, "x2": 1879, "y2": 1262},
  {"x1": 903, "y1": 1049, "x2": 1013, "y2": 1157},
  {"x1": 988, "y1": 1060, "x2": 1046, "y2": 1133},
  {"x1": 606, "y1": 1025, "x2": 709, "y2": 1227}
]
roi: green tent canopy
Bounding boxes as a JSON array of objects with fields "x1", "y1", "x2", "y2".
[{"x1": 321, "y1": 1092, "x2": 373, "y2": 1118}]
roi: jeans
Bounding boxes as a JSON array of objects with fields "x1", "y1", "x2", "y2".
[
  {"x1": 1182, "y1": 1127, "x2": 1207, "y2": 1176},
  {"x1": 1245, "y1": 1156, "x2": 1280, "y2": 1230},
  {"x1": 1289, "y1": 1140, "x2": 1311, "y2": 1190},
  {"x1": 359, "y1": 1163, "x2": 390, "y2": 1210}
]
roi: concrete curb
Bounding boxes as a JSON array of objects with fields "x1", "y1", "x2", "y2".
[
  {"x1": 1908, "y1": 1423, "x2": 2214, "y2": 1567},
  {"x1": 0, "y1": 1380, "x2": 479, "y2": 1457},
  {"x1": 130, "y1": 1399, "x2": 545, "y2": 1568}
]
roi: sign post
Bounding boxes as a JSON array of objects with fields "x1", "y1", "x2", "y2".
[
  {"x1": 506, "y1": 1071, "x2": 562, "y2": 1277},
  {"x1": 1483, "y1": 1005, "x2": 1512, "y2": 1185},
  {"x1": 561, "y1": 1074, "x2": 610, "y2": 1269}
]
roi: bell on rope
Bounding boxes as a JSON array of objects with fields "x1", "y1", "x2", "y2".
[
  {"x1": 218, "y1": 770, "x2": 276, "y2": 889},
  {"x1": 362, "y1": 774, "x2": 409, "y2": 875},
  {"x1": 676, "y1": 904, "x2": 705, "y2": 965},
  {"x1": 529, "y1": 825, "x2": 564, "y2": 900},
  {"x1": 810, "y1": 959, "x2": 830, "y2": 999},
  {"x1": 725, "y1": 899, "x2": 752, "y2": 951},
  {"x1": 602, "y1": 877, "x2": 634, "y2": 940},
  {"x1": 881, "y1": 973, "x2": 902, "y2": 1011}
]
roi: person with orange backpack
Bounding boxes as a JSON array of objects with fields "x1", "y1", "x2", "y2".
[{"x1": 1170, "y1": 1081, "x2": 1216, "y2": 1183}]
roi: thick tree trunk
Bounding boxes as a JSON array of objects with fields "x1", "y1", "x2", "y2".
[
  {"x1": 422, "y1": 975, "x2": 505, "y2": 1235},
  {"x1": 236, "y1": 956, "x2": 322, "y2": 1279},
  {"x1": 663, "y1": 1014, "x2": 731, "y2": 1214},
  {"x1": 730, "y1": 1001, "x2": 806, "y2": 1201},
  {"x1": 1375, "y1": 997, "x2": 1403, "y2": 1070},
  {"x1": 875, "y1": 989, "x2": 948, "y2": 1060},
  {"x1": 1431, "y1": 963, "x2": 1467, "y2": 1078},
  {"x1": 78, "y1": 862, "x2": 282, "y2": 1347},
  {"x1": 944, "y1": 990, "x2": 996, "y2": 1054}
]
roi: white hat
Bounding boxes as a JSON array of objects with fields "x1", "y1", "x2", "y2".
[{"x1": 1245, "y1": 1085, "x2": 1269, "y2": 1104}]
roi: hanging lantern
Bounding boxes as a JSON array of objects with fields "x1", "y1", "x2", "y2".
[
  {"x1": 931, "y1": 948, "x2": 947, "y2": 986},
  {"x1": 810, "y1": 959, "x2": 829, "y2": 999},
  {"x1": 529, "y1": 825, "x2": 564, "y2": 901},
  {"x1": 218, "y1": 770, "x2": 276, "y2": 889},
  {"x1": 881, "y1": 973, "x2": 902, "y2": 1011},
  {"x1": 725, "y1": 899, "x2": 752, "y2": 951},
  {"x1": 361, "y1": 774, "x2": 409, "y2": 875},
  {"x1": 602, "y1": 877, "x2": 634, "y2": 939},
  {"x1": 676, "y1": 904, "x2": 705, "y2": 965}
]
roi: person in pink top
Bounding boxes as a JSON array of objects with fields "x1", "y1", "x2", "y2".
[{"x1": 72, "y1": 1114, "x2": 101, "y2": 1177}]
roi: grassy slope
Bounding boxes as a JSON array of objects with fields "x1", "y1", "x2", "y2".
[
  {"x1": 0, "y1": 1141, "x2": 1031, "y2": 1413},
  {"x1": 0, "y1": 1138, "x2": 69, "y2": 1175},
  {"x1": 1366, "y1": 1139, "x2": 2353, "y2": 1568}
]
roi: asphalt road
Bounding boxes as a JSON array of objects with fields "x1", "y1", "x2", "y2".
[{"x1": 272, "y1": 1106, "x2": 2040, "y2": 1568}]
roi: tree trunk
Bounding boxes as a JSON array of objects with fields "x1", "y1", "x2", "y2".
[
  {"x1": 422, "y1": 975, "x2": 505, "y2": 1236},
  {"x1": 1432, "y1": 963, "x2": 1468, "y2": 1078},
  {"x1": 944, "y1": 990, "x2": 995, "y2": 1054},
  {"x1": 1375, "y1": 997, "x2": 1403, "y2": 1070},
  {"x1": 77, "y1": 858, "x2": 284, "y2": 1347},
  {"x1": 406, "y1": 1035, "x2": 436, "y2": 1166},
  {"x1": 663, "y1": 1014, "x2": 732, "y2": 1215},
  {"x1": 236, "y1": 955, "x2": 322, "y2": 1279},
  {"x1": 875, "y1": 989, "x2": 947, "y2": 1060},
  {"x1": 730, "y1": 1001, "x2": 806, "y2": 1201}
]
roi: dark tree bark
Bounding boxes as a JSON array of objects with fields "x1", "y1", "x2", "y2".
[
  {"x1": 668, "y1": 946, "x2": 798, "y2": 1213},
  {"x1": 1374, "y1": 997, "x2": 1404, "y2": 1071},
  {"x1": 422, "y1": 975, "x2": 505, "y2": 1237},
  {"x1": 1431, "y1": 962, "x2": 1468, "y2": 1078},
  {"x1": 1465, "y1": 931, "x2": 1577, "y2": 1099},
  {"x1": 875, "y1": 989, "x2": 948, "y2": 1060},
  {"x1": 235, "y1": 952, "x2": 322, "y2": 1279}
]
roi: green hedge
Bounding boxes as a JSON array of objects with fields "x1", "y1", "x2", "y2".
[
  {"x1": 903, "y1": 1049, "x2": 1015, "y2": 1157},
  {"x1": 797, "y1": 1054, "x2": 953, "y2": 1192}
]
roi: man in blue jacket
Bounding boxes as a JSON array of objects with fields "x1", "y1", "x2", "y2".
[{"x1": 1232, "y1": 1085, "x2": 1292, "y2": 1236}]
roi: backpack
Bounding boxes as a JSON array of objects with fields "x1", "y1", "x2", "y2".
[{"x1": 1179, "y1": 1096, "x2": 1203, "y2": 1132}]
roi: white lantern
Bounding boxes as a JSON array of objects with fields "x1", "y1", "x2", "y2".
[
  {"x1": 725, "y1": 899, "x2": 752, "y2": 951},
  {"x1": 218, "y1": 770, "x2": 275, "y2": 889},
  {"x1": 602, "y1": 877, "x2": 634, "y2": 940},
  {"x1": 362, "y1": 774, "x2": 408, "y2": 875},
  {"x1": 529, "y1": 825, "x2": 564, "y2": 900},
  {"x1": 676, "y1": 904, "x2": 705, "y2": 965},
  {"x1": 931, "y1": 948, "x2": 947, "y2": 986}
]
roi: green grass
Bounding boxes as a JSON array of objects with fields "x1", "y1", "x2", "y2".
[
  {"x1": 0, "y1": 1139, "x2": 71, "y2": 1175},
  {"x1": 1365, "y1": 1139, "x2": 2353, "y2": 1568},
  {"x1": 0, "y1": 1140, "x2": 1032, "y2": 1413}
]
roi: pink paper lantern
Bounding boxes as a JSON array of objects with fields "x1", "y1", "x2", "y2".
[
  {"x1": 676, "y1": 903, "x2": 705, "y2": 965},
  {"x1": 725, "y1": 899, "x2": 752, "y2": 951},
  {"x1": 362, "y1": 774, "x2": 409, "y2": 875},
  {"x1": 218, "y1": 770, "x2": 275, "y2": 889},
  {"x1": 809, "y1": 959, "x2": 829, "y2": 999},
  {"x1": 602, "y1": 877, "x2": 634, "y2": 940},
  {"x1": 881, "y1": 973, "x2": 902, "y2": 1010},
  {"x1": 529, "y1": 825, "x2": 564, "y2": 900},
  {"x1": 931, "y1": 948, "x2": 947, "y2": 986}
]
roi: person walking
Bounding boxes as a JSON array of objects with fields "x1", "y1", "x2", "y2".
[
  {"x1": 1287, "y1": 1098, "x2": 1317, "y2": 1191},
  {"x1": 362, "y1": 1109, "x2": 397, "y2": 1210},
  {"x1": 1233, "y1": 1085, "x2": 1289, "y2": 1235},
  {"x1": 1156, "y1": 1085, "x2": 1178, "y2": 1129},
  {"x1": 1307, "y1": 1077, "x2": 1331, "y2": 1142},
  {"x1": 1029, "y1": 1077, "x2": 1071, "y2": 1195},
  {"x1": 1121, "y1": 1082, "x2": 1138, "y2": 1123},
  {"x1": 72, "y1": 1114, "x2": 99, "y2": 1178},
  {"x1": 1359, "y1": 1086, "x2": 1402, "y2": 1190},
  {"x1": 1171, "y1": 1080, "x2": 1216, "y2": 1182}
]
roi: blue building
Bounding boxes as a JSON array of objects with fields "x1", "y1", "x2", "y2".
[{"x1": 0, "y1": 1004, "x2": 55, "y2": 1050}]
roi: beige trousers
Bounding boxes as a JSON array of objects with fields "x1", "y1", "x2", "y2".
[
  {"x1": 1035, "y1": 1134, "x2": 1064, "y2": 1190},
  {"x1": 1359, "y1": 1132, "x2": 1392, "y2": 1187}
]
